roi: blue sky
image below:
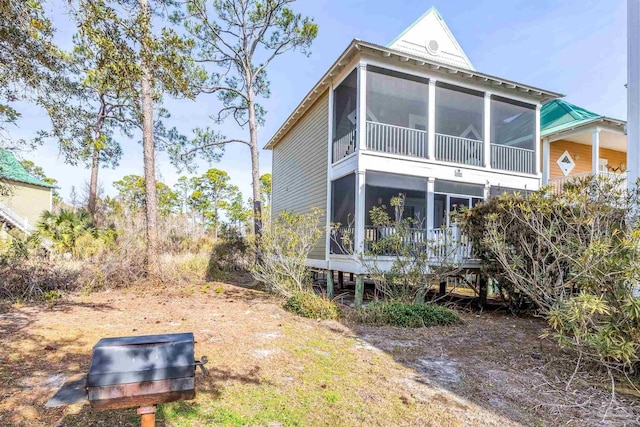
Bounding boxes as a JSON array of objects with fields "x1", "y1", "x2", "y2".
[{"x1": 8, "y1": 0, "x2": 628, "y2": 203}]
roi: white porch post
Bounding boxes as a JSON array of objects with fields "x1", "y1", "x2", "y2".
[
  {"x1": 535, "y1": 104, "x2": 541, "y2": 176},
  {"x1": 592, "y1": 128, "x2": 601, "y2": 175},
  {"x1": 629, "y1": 0, "x2": 640, "y2": 189},
  {"x1": 484, "y1": 92, "x2": 491, "y2": 168},
  {"x1": 542, "y1": 137, "x2": 550, "y2": 185},
  {"x1": 428, "y1": 80, "x2": 436, "y2": 159},
  {"x1": 356, "y1": 62, "x2": 367, "y2": 151},
  {"x1": 354, "y1": 170, "x2": 366, "y2": 255},
  {"x1": 325, "y1": 85, "x2": 334, "y2": 262},
  {"x1": 426, "y1": 177, "x2": 435, "y2": 231}
]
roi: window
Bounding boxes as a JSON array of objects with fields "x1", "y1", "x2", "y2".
[
  {"x1": 366, "y1": 66, "x2": 429, "y2": 130},
  {"x1": 331, "y1": 173, "x2": 355, "y2": 254},
  {"x1": 433, "y1": 180, "x2": 485, "y2": 228},
  {"x1": 332, "y1": 69, "x2": 358, "y2": 161},
  {"x1": 490, "y1": 96, "x2": 536, "y2": 150},
  {"x1": 365, "y1": 171, "x2": 428, "y2": 226},
  {"x1": 599, "y1": 158, "x2": 609, "y2": 173},
  {"x1": 435, "y1": 82, "x2": 484, "y2": 140}
]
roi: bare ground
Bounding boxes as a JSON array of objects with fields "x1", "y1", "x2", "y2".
[{"x1": 0, "y1": 280, "x2": 638, "y2": 427}]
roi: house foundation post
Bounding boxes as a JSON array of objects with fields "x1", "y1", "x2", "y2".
[
  {"x1": 439, "y1": 280, "x2": 446, "y2": 296},
  {"x1": 355, "y1": 274, "x2": 364, "y2": 308},
  {"x1": 478, "y1": 275, "x2": 488, "y2": 309},
  {"x1": 337, "y1": 271, "x2": 344, "y2": 289},
  {"x1": 326, "y1": 270, "x2": 334, "y2": 298}
]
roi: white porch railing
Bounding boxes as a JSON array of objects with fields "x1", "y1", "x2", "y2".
[
  {"x1": 364, "y1": 224, "x2": 474, "y2": 264},
  {"x1": 332, "y1": 128, "x2": 356, "y2": 162},
  {"x1": 491, "y1": 144, "x2": 535, "y2": 174},
  {"x1": 548, "y1": 171, "x2": 628, "y2": 194},
  {"x1": 435, "y1": 133, "x2": 484, "y2": 166},
  {"x1": 366, "y1": 121, "x2": 428, "y2": 158}
]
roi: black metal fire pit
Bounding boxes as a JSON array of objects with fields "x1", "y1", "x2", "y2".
[{"x1": 47, "y1": 332, "x2": 208, "y2": 426}]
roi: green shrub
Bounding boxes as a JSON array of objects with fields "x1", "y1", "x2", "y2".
[
  {"x1": 207, "y1": 228, "x2": 252, "y2": 280},
  {"x1": 356, "y1": 301, "x2": 459, "y2": 328},
  {"x1": 284, "y1": 291, "x2": 341, "y2": 320}
]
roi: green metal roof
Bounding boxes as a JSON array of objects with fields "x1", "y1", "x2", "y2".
[
  {"x1": 0, "y1": 149, "x2": 53, "y2": 188},
  {"x1": 540, "y1": 99, "x2": 603, "y2": 137}
]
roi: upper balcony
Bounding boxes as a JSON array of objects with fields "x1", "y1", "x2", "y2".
[{"x1": 331, "y1": 64, "x2": 539, "y2": 176}]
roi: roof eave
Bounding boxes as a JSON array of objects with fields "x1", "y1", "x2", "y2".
[{"x1": 542, "y1": 116, "x2": 627, "y2": 138}]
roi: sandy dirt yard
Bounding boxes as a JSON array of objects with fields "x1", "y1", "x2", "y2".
[{"x1": 0, "y1": 280, "x2": 638, "y2": 427}]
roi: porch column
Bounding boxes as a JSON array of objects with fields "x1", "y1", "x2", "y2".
[
  {"x1": 535, "y1": 104, "x2": 542, "y2": 176},
  {"x1": 427, "y1": 79, "x2": 436, "y2": 159},
  {"x1": 484, "y1": 92, "x2": 492, "y2": 168},
  {"x1": 354, "y1": 170, "x2": 366, "y2": 255},
  {"x1": 426, "y1": 177, "x2": 435, "y2": 231},
  {"x1": 592, "y1": 128, "x2": 601, "y2": 175},
  {"x1": 356, "y1": 62, "x2": 367, "y2": 150},
  {"x1": 542, "y1": 137, "x2": 550, "y2": 185}
]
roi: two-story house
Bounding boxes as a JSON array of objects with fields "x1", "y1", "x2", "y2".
[{"x1": 265, "y1": 7, "x2": 562, "y2": 303}]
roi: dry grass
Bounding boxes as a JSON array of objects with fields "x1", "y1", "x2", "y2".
[{"x1": 0, "y1": 280, "x2": 638, "y2": 427}]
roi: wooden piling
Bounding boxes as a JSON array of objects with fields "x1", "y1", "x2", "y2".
[
  {"x1": 138, "y1": 405, "x2": 156, "y2": 427},
  {"x1": 355, "y1": 275, "x2": 364, "y2": 308},
  {"x1": 478, "y1": 275, "x2": 488, "y2": 309},
  {"x1": 326, "y1": 270, "x2": 335, "y2": 299}
]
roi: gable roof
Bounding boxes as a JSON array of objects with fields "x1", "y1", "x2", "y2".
[
  {"x1": 0, "y1": 150, "x2": 53, "y2": 188},
  {"x1": 388, "y1": 7, "x2": 474, "y2": 70},
  {"x1": 541, "y1": 99, "x2": 625, "y2": 137}
]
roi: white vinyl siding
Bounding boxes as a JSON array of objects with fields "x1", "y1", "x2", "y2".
[{"x1": 272, "y1": 92, "x2": 329, "y2": 260}]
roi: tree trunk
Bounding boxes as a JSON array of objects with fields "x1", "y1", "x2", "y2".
[
  {"x1": 139, "y1": 0, "x2": 160, "y2": 277},
  {"x1": 88, "y1": 145, "x2": 100, "y2": 216},
  {"x1": 248, "y1": 92, "x2": 262, "y2": 241}
]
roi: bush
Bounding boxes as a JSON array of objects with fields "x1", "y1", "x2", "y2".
[
  {"x1": 460, "y1": 175, "x2": 640, "y2": 375},
  {"x1": 284, "y1": 292, "x2": 341, "y2": 320},
  {"x1": 207, "y1": 228, "x2": 253, "y2": 280},
  {"x1": 252, "y1": 209, "x2": 323, "y2": 297},
  {"x1": 355, "y1": 301, "x2": 459, "y2": 328}
]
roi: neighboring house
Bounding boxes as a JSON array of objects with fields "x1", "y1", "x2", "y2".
[
  {"x1": 265, "y1": 6, "x2": 561, "y2": 293},
  {"x1": 540, "y1": 99, "x2": 627, "y2": 192},
  {"x1": 0, "y1": 149, "x2": 53, "y2": 236}
]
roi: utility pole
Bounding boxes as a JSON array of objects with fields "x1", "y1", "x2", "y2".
[{"x1": 628, "y1": 0, "x2": 640, "y2": 189}]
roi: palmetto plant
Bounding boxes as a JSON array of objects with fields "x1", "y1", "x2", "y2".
[{"x1": 38, "y1": 209, "x2": 96, "y2": 254}]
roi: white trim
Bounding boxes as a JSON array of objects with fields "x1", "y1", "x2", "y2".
[
  {"x1": 484, "y1": 92, "x2": 491, "y2": 169},
  {"x1": 330, "y1": 156, "x2": 358, "y2": 181},
  {"x1": 361, "y1": 56, "x2": 543, "y2": 106},
  {"x1": 592, "y1": 128, "x2": 601, "y2": 175},
  {"x1": 426, "y1": 177, "x2": 435, "y2": 230},
  {"x1": 354, "y1": 170, "x2": 366, "y2": 255},
  {"x1": 427, "y1": 79, "x2": 436, "y2": 159},
  {"x1": 325, "y1": 86, "x2": 334, "y2": 262},
  {"x1": 361, "y1": 149, "x2": 541, "y2": 181},
  {"x1": 535, "y1": 104, "x2": 541, "y2": 175},
  {"x1": 542, "y1": 137, "x2": 550, "y2": 185},
  {"x1": 361, "y1": 154, "x2": 539, "y2": 190},
  {"x1": 305, "y1": 258, "x2": 329, "y2": 269},
  {"x1": 357, "y1": 62, "x2": 367, "y2": 151}
]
